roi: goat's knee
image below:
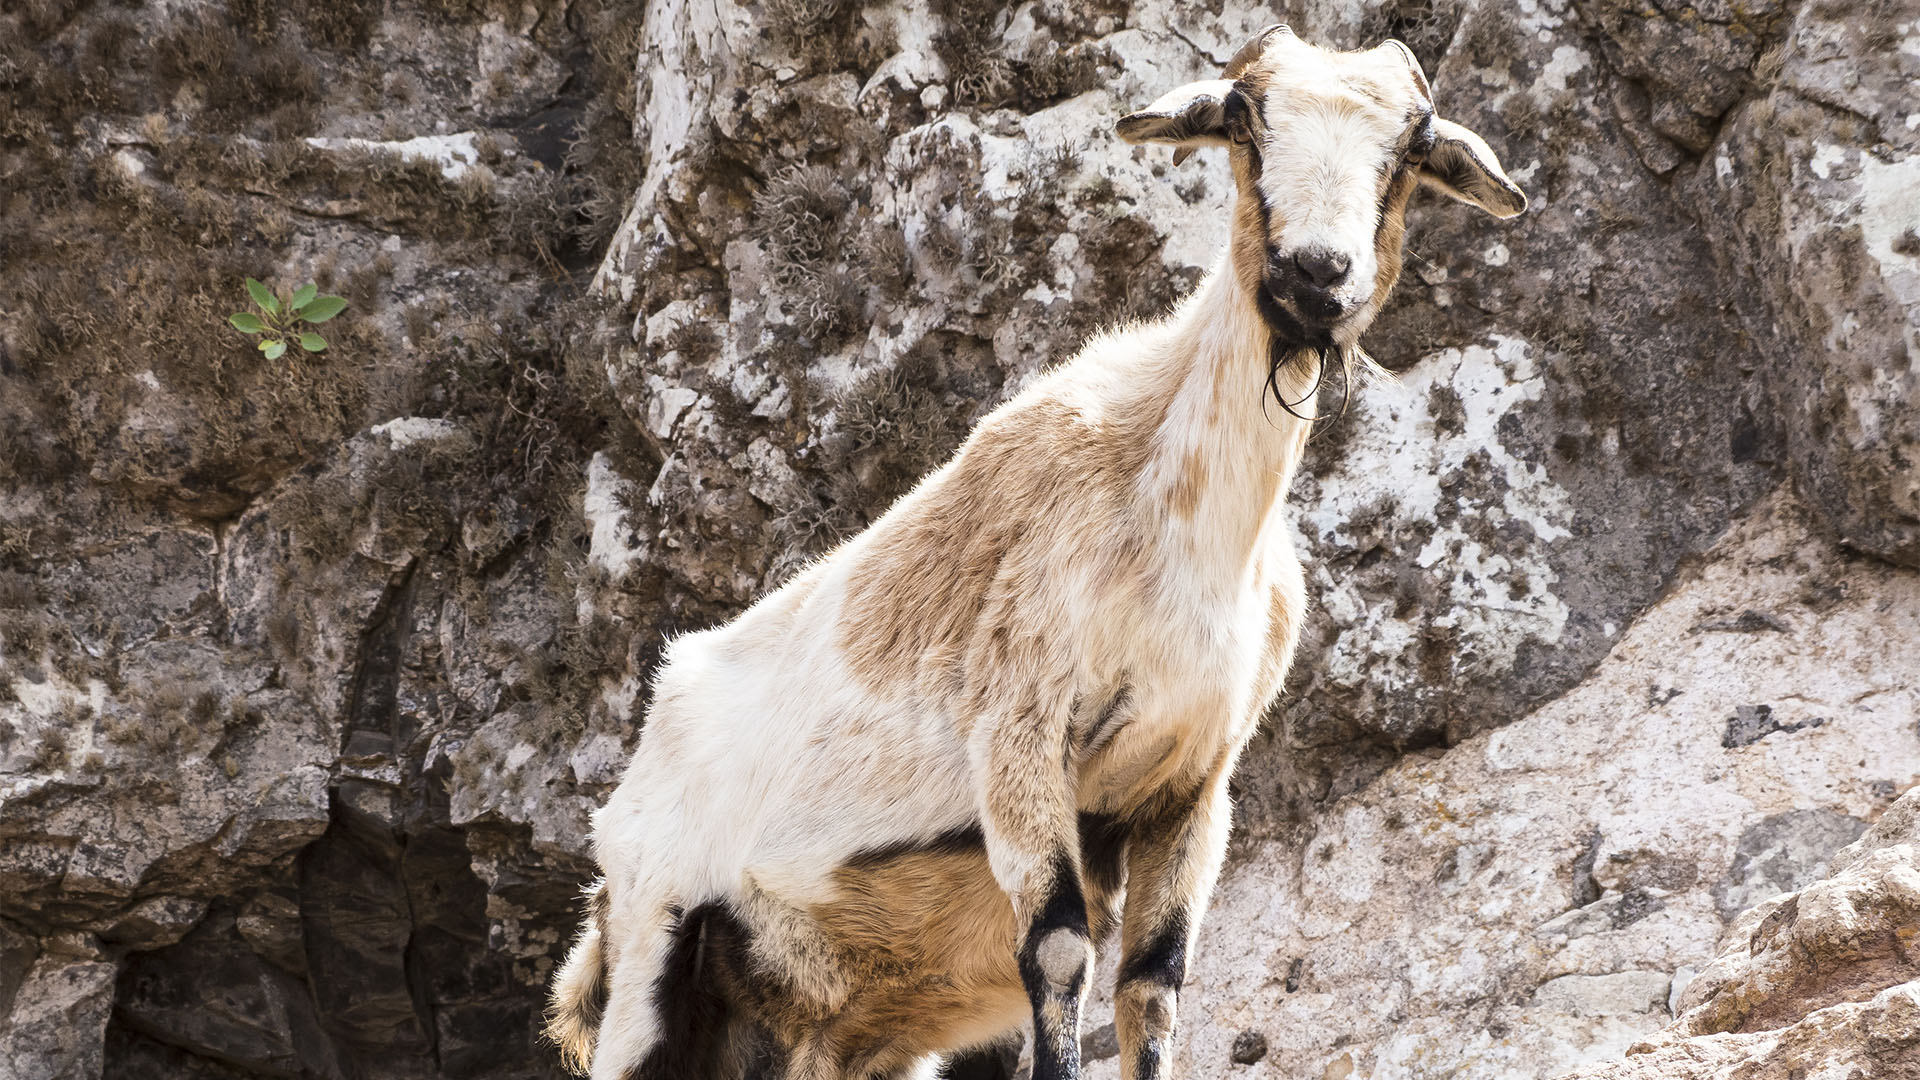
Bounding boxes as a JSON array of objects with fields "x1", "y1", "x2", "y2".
[
  {"x1": 1034, "y1": 926, "x2": 1092, "y2": 989},
  {"x1": 1118, "y1": 981, "x2": 1178, "y2": 1039},
  {"x1": 1114, "y1": 916, "x2": 1190, "y2": 1080},
  {"x1": 1016, "y1": 855, "x2": 1091, "y2": 1080}
]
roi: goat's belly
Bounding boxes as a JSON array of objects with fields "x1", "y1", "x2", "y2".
[{"x1": 730, "y1": 835, "x2": 1029, "y2": 1068}]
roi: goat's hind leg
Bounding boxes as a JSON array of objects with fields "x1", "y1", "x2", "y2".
[{"x1": 589, "y1": 900, "x2": 725, "y2": 1080}]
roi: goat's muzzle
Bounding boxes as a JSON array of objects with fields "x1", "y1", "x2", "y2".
[{"x1": 1263, "y1": 253, "x2": 1350, "y2": 330}]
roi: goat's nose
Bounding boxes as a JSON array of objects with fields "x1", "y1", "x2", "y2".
[{"x1": 1293, "y1": 249, "x2": 1351, "y2": 289}]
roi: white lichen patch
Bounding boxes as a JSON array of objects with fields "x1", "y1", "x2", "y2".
[
  {"x1": 583, "y1": 452, "x2": 644, "y2": 581},
  {"x1": 370, "y1": 416, "x2": 462, "y2": 448},
  {"x1": 1786, "y1": 143, "x2": 1920, "y2": 388},
  {"x1": 305, "y1": 131, "x2": 489, "y2": 180},
  {"x1": 1536, "y1": 44, "x2": 1590, "y2": 99},
  {"x1": 1853, "y1": 152, "x2": 1920, "y2": 300},
  {"x1": 1296, "y1": 337, "x2": 1573, "y2": 691}
]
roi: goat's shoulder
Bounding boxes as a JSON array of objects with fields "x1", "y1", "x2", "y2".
[{"x1": 829, "y1": 342, "x2": 1173, "y2": 698}]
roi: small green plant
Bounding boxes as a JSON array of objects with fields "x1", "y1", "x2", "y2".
[{"x1": 227, "y1": 277, "x2": 345, "y2": 359}]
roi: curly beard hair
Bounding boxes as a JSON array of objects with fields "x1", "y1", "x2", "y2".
[{"x1": 1264, "y1": 339, "x2": 1384, "y2": 424}]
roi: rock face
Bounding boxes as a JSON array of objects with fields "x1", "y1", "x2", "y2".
[
  {"x1": 1, "y1": 0, "x2": 1917, "y2": 1078},
  {"x1": 1087, "y1": 492, "x2": 1919, "y2": 1080},
  {"x1": 1553, "y1": 786, "x2": 1920, "y2": 1080}
]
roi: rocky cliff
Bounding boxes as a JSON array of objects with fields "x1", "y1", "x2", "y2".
[{"x1": 1, "y1": 0, "x2": 1916, "y2": 1077}]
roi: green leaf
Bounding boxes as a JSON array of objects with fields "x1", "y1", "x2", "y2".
[
  {"x1": 245, "y1": 277, "x2": 279, "y2": 317},
  {"x1": 291, "y1": 283, "x2": 318, "y2": 311},
  {"x1": 299, "y1": 296, "x2": 347, "y2": 323},
  {"x1": 229, "y1": 312, "x2": 266, "y2": 333},
  {"x1": 298, "y1": 332, "x2": 328, "y2": 353},
  {"x1": 257, "y1": 338, "x2": 275, "y2": 351},
  {"x1": 263, "y1": 340, "x2": 287, "y2": 360}
]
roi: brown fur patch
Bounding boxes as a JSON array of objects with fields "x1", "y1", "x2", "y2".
[
  {"x1": 721, "y1": 836, "x2": 1132, "y2": 1074},
  {"x1": 1371, "y1": 169, "x2": 1419, "y2": 301},
  {"x1": 1170, "y1": 448, "x2": 1208, "y2": 517},
  {"x1": 798, "y1": 846, "x2": 1035, "y2": 1072},
  {"x1": 837, "y1": 396, "x2": 1162, "y2": 704},
  {"x1": 1251, "y1": 551, "x2": 1309, "y2": 708}
]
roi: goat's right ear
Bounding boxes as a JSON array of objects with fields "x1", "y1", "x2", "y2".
[{"x1": 1116, "y1": 79, "x2": 1236, "y2": 165}]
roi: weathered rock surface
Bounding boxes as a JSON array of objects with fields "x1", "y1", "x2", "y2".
[
  {"x1": 1552, "y1": 784, "x2": 1920, "y2": 1080},
  {"x1": 1087, "y1": 493, "x2": 1920, "y2": 1080},
  {"x1": 2, "y1": 0, "x2": 1917, "y2": 1076}
]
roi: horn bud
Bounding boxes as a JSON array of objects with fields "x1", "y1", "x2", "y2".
[{"x1": 1223, "y1": 23, "x2": 1288, "y2": 80}]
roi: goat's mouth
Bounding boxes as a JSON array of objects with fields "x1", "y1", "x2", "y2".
[{"x1": 1256, "y1": 284, "x2": 1345, "y2": 348}]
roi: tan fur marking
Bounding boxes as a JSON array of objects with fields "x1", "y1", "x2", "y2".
[
  {"x1": 1371, "y1": 170, "x2": 1419, "y2": 301},
  {"x1": 1228, "y1": 153, "x2": 1275, "y2": 294},
  {"x1": 838, "y1": 397, "x2": 1164, "y2": 703},
  {"x1": 797, "y1": 847, "x2": 1029, "y2": 1071},
  {"x1": 1170, "y1": 448, "x2": 1208, "y2": 518}
]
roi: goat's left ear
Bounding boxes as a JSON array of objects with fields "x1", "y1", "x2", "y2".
[
  {"x1": 1419, "y1": 117, "x2": 1528, "y2": 218},
  {"x1": 1116, "y1": 79, "x2": 1235, "y2": 166}
]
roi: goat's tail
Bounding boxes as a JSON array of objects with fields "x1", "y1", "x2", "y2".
[{"x1": 547, "y1": 879, "x2": 610, "y2": 1076}]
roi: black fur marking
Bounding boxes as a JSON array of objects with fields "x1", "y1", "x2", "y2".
[
  {"x1": 1018, "y1": 853, "x2": 1090, "y2": 1080},
  {"x1": 1118, "y1": 910, "x2": 1189, "y2": 990},
  {"x1": 633, "y1": 902, "x2": 736, "y2": 1080},
  {"x1": 844, "y1": 823, "x2": 986, "y2": 869},
  {"x1": 1247, "y1": 175, "x2": 1333, "y2": 370},
  {"x1": 1133, "y1": 1040, "x2": 1166, "y2": 1080},
  {"x1": 1078, "y1": 812, "x2": 1131, "y2": 900}
]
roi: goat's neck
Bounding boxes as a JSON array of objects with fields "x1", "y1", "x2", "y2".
[{"x1": 1138, "y1": 252, "x2": 1319, "y2": 586}]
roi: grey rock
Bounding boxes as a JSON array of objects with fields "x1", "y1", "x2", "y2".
[
  {"x1": 92, "y1": 896, "x2": 208, "y2": 951},
  {"x1": 1080, "y1": 1022, "x2": 1119, "y2": 1062},
  {"x1": 114, "y1": 912, "x2": 340, "y2": 1080},
  {"x1": 1713, "y1": 809, "x2": 1870, "y2": 921},
  {"x1": 1721, "y1": 704, "x2": 1827, "y2": 748},
  {"x1": 1556, "y1": 787, "x2": 1920, "y2": 1080},
  {"x1": 0, "y1": 950, "x2": 115, "y2": 1080}
]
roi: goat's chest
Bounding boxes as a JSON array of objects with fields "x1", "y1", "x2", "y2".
[{"x1": 1071, "y1": 569, "x2": 1292, "y2": 813}]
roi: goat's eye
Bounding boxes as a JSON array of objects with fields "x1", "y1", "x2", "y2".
[{"x1": 1228, "y1": 120, "x2": 1253, "y2": 146}]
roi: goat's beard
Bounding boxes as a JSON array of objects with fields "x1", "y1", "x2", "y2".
[{"x1": 1263, "y1": 336, "x2": 1383, "y2": 422}]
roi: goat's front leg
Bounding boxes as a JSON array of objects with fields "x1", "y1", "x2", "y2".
[
  {"x1": 970, "y1": 700, "x2": 1090, "y2": 1080},
  {"x1": 1114, "y1": 765, "x2": 1233, "y2": 1080}
]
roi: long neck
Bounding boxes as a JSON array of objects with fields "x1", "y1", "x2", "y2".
[{"x1": 1136, "y1": 249, "x2": 1320, "y2": 586}]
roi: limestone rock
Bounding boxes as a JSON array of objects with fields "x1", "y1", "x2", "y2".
[
  {"x1": 1085, "y1": 494, "x2": 1920, "y2": 1080},
  {"x1": 1553, "y1": 785, "x2": 1920, "y2": 1080}
]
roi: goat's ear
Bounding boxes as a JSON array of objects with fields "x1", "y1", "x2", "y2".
[
  {"x1": 1418, "y1": 117, "x2": 1527, "y2": 218},
  {"x1": 1116, "y1": 79, "x2": 1235, "y2": 166}
]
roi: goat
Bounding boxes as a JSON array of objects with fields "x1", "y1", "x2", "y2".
[{"x1": 550, "y1": 26, "x2": 1526, "y2": 1080}]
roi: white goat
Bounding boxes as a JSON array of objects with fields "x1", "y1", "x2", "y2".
[{"x1": 550, "y1": 26, "x2": 1525, "y2": 1080}]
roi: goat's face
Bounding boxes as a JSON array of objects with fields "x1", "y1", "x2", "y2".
[{"x1": 1117, "y1": 27, "x2": 1526, "y2": 350}]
